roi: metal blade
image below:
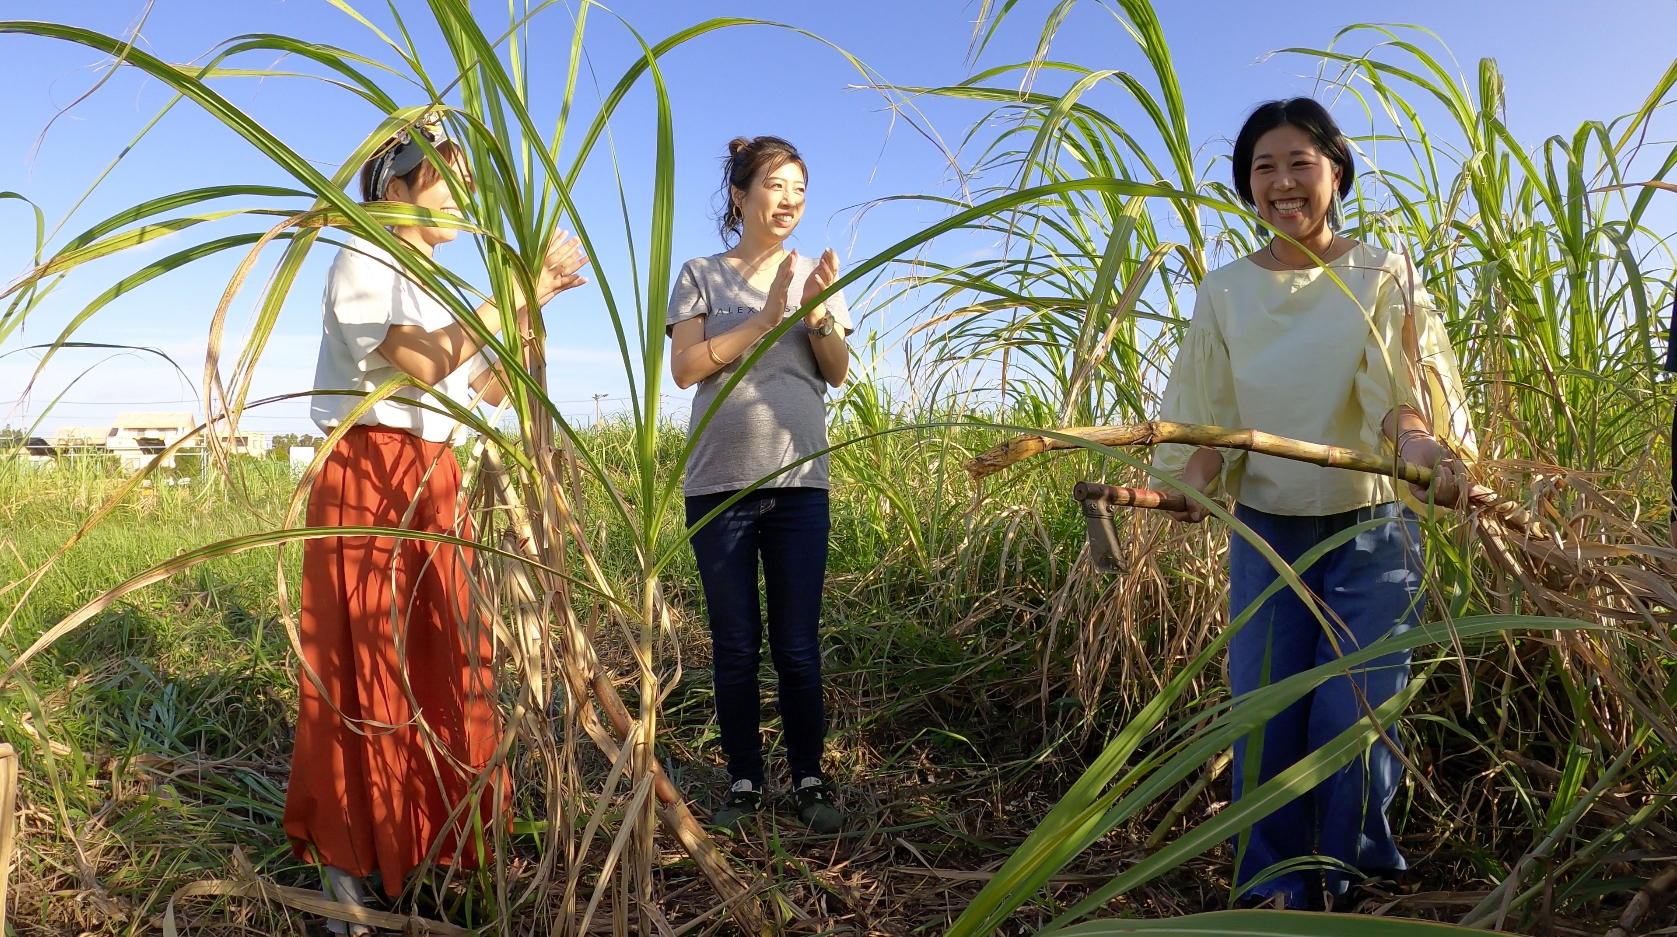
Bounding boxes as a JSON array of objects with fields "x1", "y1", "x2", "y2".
[{"x1": 1083, "y1": 507, "x2": 1123, "y2": 573}]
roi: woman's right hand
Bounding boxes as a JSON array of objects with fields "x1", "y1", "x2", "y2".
[
  {"x1": 1164, "y1": 447, "x2": 1223, "y2": 524},
  {"x1": 749, "y1": 250, "x2": 800, "y2": 335},
  {"x1": 1164, "y1": 488, "x2": 1212, "y2": 524}
]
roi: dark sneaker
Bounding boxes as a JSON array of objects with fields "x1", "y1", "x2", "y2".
[
  {"x1": 1337, "y1": 867, "x2": 1411, "y2": 912},
  {"x1": 710, "y1": 780, "x2": 761, "y2": 834},
  {"x1": 1233, "y1": 893, "x2": 1288, "y2": 911},
  {"x1": 793, "y1": 776, "x2": 842, "y2": 834}
]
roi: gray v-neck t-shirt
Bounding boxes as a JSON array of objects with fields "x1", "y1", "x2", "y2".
[{"x1": 667, "y1": 254, "x2": 852, "y2": 497}]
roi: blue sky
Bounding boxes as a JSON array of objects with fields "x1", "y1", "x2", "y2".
[{"x1": 2, "y1": 0, "x2": 1673, "y2": 436}]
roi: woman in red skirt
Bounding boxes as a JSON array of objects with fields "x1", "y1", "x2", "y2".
[{"x1": 285, "y1": 120, "x2": 587, "y2": 934}]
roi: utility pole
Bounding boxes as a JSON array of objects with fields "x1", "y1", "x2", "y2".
[{"x1": 592, "y1": 393, "x2": 607, "y2": 427}]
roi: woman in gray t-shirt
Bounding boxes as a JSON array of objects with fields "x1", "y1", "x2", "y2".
[{"x1": 667, "y1": 136, "x2": 851, "y2": 835}]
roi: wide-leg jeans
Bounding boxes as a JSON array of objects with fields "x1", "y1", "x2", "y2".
[
  {"x1": 1227, "y1": 501, "x2": 1423, "y2": 907},
  {"x1": 686, "y1": 486, "x2": 831, "y2": 787}
]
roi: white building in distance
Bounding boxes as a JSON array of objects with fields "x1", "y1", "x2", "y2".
[
  {"x1": 105, "y1": 412, "x2": 190, "y2": 469},
  {"x1": 49, "y1": 426, "x2": 111, "y2": 450},
  {"x1": 47, "y1": 413, "x2": 271, "y2": 470}
]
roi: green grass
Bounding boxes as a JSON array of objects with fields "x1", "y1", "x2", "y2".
[
  {"x1": 0, "y1": 435, "x2": 1163, "y2": 933},
  {"x1": 0, "y1": 460, "x2": 300, "y2": 932},
  {"x1": 4, "y1": 409, "x2": 1671, "y2": 935}
]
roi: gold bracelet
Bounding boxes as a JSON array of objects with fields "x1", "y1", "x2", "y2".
[
  {"x1": 707, "y1": 340, "x2": 727, "y2": 366},
  {"x1": 1395, "y1": 427, "x2": 1432, "y2": 454}
]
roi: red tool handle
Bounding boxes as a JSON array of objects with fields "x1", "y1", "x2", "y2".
[{"x1": 1073, "y1": 480, "x2": 1188, "y2": 514}]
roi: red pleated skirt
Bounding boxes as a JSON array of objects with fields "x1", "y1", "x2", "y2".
[{"x1": 282, "y1": 425, "x2": 502, "y2": 897}]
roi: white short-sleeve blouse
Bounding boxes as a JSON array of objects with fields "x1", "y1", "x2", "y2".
[{"x1": 309, "y1": 235, "x2": 491, "y2": 444}]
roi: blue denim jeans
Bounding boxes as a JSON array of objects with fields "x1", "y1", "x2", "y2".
[
  {"x1": 686, "y1": 487, "x2": 830, "y2": 786},
  {"x1": 1227, "y1": 502, "x2": 1422, "y2": 908}
]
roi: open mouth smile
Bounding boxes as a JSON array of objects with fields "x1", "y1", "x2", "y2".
[{"x1": 1270, "y1": 197, "x2": 1306, "y2": 217}]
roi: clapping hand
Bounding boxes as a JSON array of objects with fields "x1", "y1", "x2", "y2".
[
  {"x1": 751, "y1": 251, "x2": 802, "y2": 332},
  {"x1": 801, "y1": 248, "x2": 840, "y2": 327},
  {"x1": 535, "y1": 230, "x2": 589, "y2": 305}
]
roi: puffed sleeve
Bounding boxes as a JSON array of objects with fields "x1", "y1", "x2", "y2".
[
  {"x1": 1354, "y1": 255, "x2": 1476, "y2": 457},
  {"x1": 389, "y1": 269, "x2": 454, "y2": 332},
  {"x1": 665, "y1": 259, "x2": 707, "y2": 336},
  {"x1": 1415, "y1": 295, "x2": 1478, "y2": 458},
  {"x1": 465, "y1": 343, "x2": 496, "y2": 385},
  {"x1": 327, "y1": 247, "x2": 406, "y2": 369},
  {"x1": 1152, "y1": 285, "x2": 1244, "y2": 497}
]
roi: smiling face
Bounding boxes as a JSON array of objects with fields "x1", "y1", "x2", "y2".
[
  {"x1": 1248, "y1": 123, "x2": 1342, "y2": 242},
  {"x1": 733, "y1": 160, "x2": 806, "y2": 244},
  {"x1": 387, "y1": 153, "x2": 471, "y2": 249}
]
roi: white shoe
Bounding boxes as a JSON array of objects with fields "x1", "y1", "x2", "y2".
[{"x1": 322, "y1": 866, "x2": 372, "y2": 936}]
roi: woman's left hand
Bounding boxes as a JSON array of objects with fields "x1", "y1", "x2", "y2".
[
  {"x1": 801, "y1": 248, "x2": 840, "y2": 329},
  {"x1": 1399, "y1": 433, "x2": 1463, "y2": 508},
  {"x1": 535, "y1": 230, "x2": 590, "y2": 305}
]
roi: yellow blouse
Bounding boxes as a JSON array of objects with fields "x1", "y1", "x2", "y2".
[{"x1": 1151, "y1": 243, "x2": 1474, "y2": 516}]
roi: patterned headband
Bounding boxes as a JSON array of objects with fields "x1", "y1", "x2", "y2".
[{"x1": 365, "y1": 119, "x2": 450, "y2": 201}]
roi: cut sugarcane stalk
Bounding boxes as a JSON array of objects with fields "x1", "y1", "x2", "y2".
[{"x1": 971, "y1": 421, "x2": 1540, "y2": 536}]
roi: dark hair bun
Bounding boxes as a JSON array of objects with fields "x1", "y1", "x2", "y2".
[{"x1": 726, "y1": 136, "x2": 751, "y2": 157}]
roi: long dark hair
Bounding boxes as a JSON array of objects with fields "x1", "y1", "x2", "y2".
[
  {"x1": 716, "y1": 136, "x2": 807, "y2": 244},
  {"x1": 1232, "y1": 98, "x2": 1355, "y2": 226}
]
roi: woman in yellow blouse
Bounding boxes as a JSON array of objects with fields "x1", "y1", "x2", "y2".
[{"x1": 1153, "y1": 98, "x2": 1469, "y2": 911}]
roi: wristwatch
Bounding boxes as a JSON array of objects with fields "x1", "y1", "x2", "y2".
[{"x1": 812, "y1": 313, "x2": 838, "y2": 338}]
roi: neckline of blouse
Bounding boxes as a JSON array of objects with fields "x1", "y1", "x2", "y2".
[{"x1": 1242, "y1": 241, "x2": 1362, "y2": 275}]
